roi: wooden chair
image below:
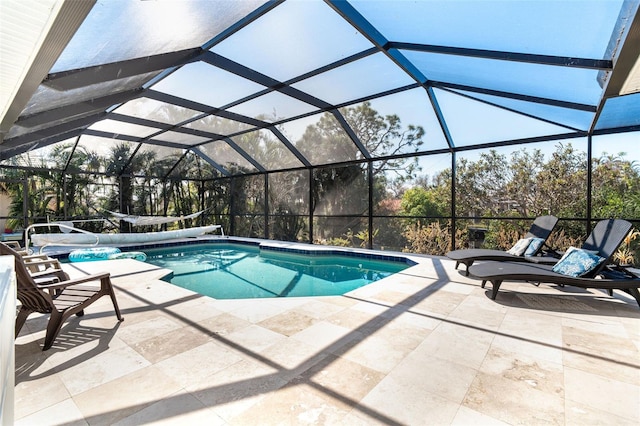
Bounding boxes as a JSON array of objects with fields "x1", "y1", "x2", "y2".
[{"x1": 0, "y1": 243, "x2": 124, "y2": 350}]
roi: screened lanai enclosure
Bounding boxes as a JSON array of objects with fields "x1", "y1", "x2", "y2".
[{"x1": 1, "y1": 0, "x2": 639, "y2": 257}]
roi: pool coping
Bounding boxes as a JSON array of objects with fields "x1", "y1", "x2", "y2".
[{"x1": 51, "y1": 236, "x2": 419, "y2": 266}]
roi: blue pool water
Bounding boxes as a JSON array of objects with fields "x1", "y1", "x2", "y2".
[{"x1": 143, "y1": 243, "x2": 410, "y2": 299}]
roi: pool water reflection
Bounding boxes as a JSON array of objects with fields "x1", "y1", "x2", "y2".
[{"x1": 143, "y1": 243, "x2": 410, "y2": 299}]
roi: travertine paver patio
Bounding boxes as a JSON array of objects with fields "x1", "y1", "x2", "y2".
[{"x1": 13, "y1": 255, "x2": 640, "y2": 425}]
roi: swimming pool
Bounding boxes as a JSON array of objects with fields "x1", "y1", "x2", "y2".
[{"x1": 143, "y1": 243, "x2": 411, "y2": 299}]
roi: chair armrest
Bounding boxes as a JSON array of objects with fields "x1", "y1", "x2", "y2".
[
  {"x1": 3, "y1": 241, "x2": 22, "y2": 250},
  {"x1": 31, "y1": 268, "x2": 71, "y2": 284},
  {"x1": 24, "y1": 258, "x2": 62, "y2": 268},
  {"x1": 540, "y1": 246, "x2": 562, "y2": 258},
  {"x1": 23, "y1": 254, "x2": 50, "y2": 260},
  {"x1": 34, "y1": 275, "x2": 60, "y2": 285},
  {"x1": 25, "y1": 259, "x2": 66, "y2": 277},
  {"x1": 604, "y1": 265, "x2": 640, "y2": 279},
  {"x1": 37, "y1": 272, "x2": 111, "y2": 291},
  {"x1": 30, "y1": 268, "x2": 64, "y2": 277}
]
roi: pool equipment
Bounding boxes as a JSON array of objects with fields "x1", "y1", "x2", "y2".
[
  {"x1": 108, "y1": 251, "x2": 147, "y2": 261},
  {"x1": 68, "y1": 247, "x2": 121, "y2": 262},
  {"x1": 30, "y1": 225, "x2": 222, "y2": 248}
]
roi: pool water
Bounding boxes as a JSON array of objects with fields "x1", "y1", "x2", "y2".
[{"x1": 143, "y1": 243, "x2": 410, "y2": 299}]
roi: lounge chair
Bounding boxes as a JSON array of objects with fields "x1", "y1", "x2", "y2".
[
  {"x1": 467, "y1": 219, "x2": 640, "y2": 307},
  {"x1": 1, "y1": 242, "x2": 124, "y2": 350},
  {"x1": 446, "y1": 215, "x2": 559, "y2": 275}
]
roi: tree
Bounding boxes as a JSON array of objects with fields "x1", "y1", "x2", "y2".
[
  {"x1": 535, "y1": 143, "x2": 587, "y2": 218},
  {"x1": 105, "y1": 143, "x2": 138, "y2": 229},
  {"x1": 340, "y1": 102, "x2": 423, "y2": 182},
  {"x1": 3, "y1": 149, "x2": 59, "y2": 225},
  {"x1": 592, "y1": 152, "x2": 640, "y2": 219},
  {"x1": 268, "y1": 170, "x2": 308, "y2": 242},
  {"x1": 455, "y1": 150, "x2": 510, "y2": 217},
  {"x1": 291, "y1": 102, "x2": 425, "y2": 244},
  {"x1": 504, "y1": 148, "x2": 545, "y2": 216},
  {"x1": 230, "y1": 174, "x2": 265, "y2": 238},
  {"x1": 400, "y1": 187, "x2": 444, "y2": 221}
]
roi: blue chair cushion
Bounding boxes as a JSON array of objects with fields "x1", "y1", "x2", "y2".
[
  {"x1": 506, "y1": 238, "x2": 532, "y2": 256},
  {"x1": 551, "y1": 247, "x2": 605, "y2": 277},
  {"x1": 524, "y1": 237, "x2": 545, "y2": 256}
]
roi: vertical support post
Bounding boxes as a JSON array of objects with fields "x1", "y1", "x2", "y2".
[
  {"x1": 264, "y1": 173, "x2": 269, "y2": 239},
  {"x1": 368, "y1": 161, "x2": 374, "y2": 249},
  {"x1": 118, "y1": 176, "x2": 126, "y2": 233},
  {"x1": 199, "y1": 180, "x2": 205, "y2": 227},
  {"x1": 586, "y1": 134, "x2": 593, "y2": 235},
  {"x1": 163, "y1": 180, "x2": 168, "y2": 214},
  {"x1": 63, "y1": 174, "x2": 68, "y2": 218},
  {"x1": 451, "y1": 151, "x2": 457, "y2": 251},
  {"x1": 230, "y1": 177, "x2": 236, "y2": 236},
  {"x1": 309, "y1": 168, "x2": 314, "y2": 244},
  {"x1": 163, "y1": 180, "x2": 169, "y2": 231},
  {"x1": 148, "y1": 179, "x2": 153, "y2": 215},
  {"x1": 22, "y1": 178, "x2": 28, "y2": 229},
  {"x1": 118, "y1": 176, "x2": 123, "y2": 216}
]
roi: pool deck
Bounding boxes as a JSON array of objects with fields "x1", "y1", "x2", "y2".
[{"x1": 13, "y1": 254, "x2": 640, "y2": 425}]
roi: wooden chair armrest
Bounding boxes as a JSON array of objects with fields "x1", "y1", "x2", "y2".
[
  {"x1": 25, "y1": 260, "x2": 65, "y2": 277},
  {"x1": 34, "y1": 275, "x2": 60, "y2": 285},
  {"x1": 30, "y1": 268, "x2": 66, "y2": 278},
  {"x1": 24, "y1": 258, "x2": 62, "y2": 267},
  {"x1": 23, "y1": 254, "x2": 50, "y2": 260},
  {"x1": 3, "y1": 241, "x2": 22, "y2": 250},
  {"x1": 37, "y1": 272, "x2": 111, "y2": 291}
]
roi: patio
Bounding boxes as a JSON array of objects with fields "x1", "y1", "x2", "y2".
[
  {"x1": 13, "y1": 254, "x2": 640, "y2": 425},
  {"x1": 2, "y1": 2, "x2": 639, "y2": 423}
]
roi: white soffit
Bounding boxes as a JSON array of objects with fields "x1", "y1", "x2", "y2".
[
  {"x1": 620, "y1": 55, "x2": 640, "y2": 95},
  {"x1": 616, "y1": 2, "x2": 640, "y2": 95},
  {"x1": 0, "y1": 0, "x2": 62, "y2": 122},
  {"x1": 0, "y1": 0, "x2": 94, "y2": 142}
]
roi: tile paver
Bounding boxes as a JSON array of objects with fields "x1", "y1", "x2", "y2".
[{"x1": 12, "y1": 256, "x2": 640, "y2": 425}]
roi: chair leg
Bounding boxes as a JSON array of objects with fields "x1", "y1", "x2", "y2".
[
  {"x1": 464, "y1": 261, "x2": 474, "y2": 276},
  {"x1": 107, "y1": 285, "x2": 123, "y2": 322},
  {"x1": 490, "y1": 280, "x2": 502, "y2": 300},
  {"x1": 15, "y1": 307, "x2": 32, "y2": 337},
  {"x1": 100, "y1": 276, "x2": 123, "y2": 322},
  {"x1": 624, "y1": 288, "x2": 640, "y2": 308},
  {"x1": 43, "y1": 310, "x2": 64, "y2": 351}
]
